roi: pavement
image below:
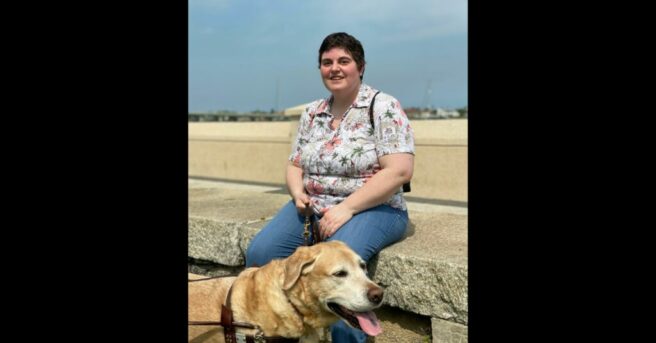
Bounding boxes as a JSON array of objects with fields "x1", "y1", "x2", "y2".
[{"x1": 188, "y1": 178, "x2": 467, "y2": 216}]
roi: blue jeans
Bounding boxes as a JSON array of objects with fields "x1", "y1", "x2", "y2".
[{"x1": 245, "y1": 200, "x2": 409, "y2": 343}]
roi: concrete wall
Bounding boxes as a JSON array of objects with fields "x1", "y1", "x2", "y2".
[{"x1": 189, "y1": 119, "x2": 467, "y2": 202}]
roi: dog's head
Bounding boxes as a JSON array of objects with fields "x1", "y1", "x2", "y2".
[{"x1": 282, "y1": 241, "x2": 383, "y2": 336}]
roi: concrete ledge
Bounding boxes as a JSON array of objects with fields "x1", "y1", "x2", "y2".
[
  {"x1": 188, "y1": 182, "x2": 468, "y2": 328},
  {"x1": 188, "y1": 186, "x2": 290, "y2": 265},
  {"x1": 369, "y1": 212, "x2": 467, "y2": 325},
  {"x1": 189, "y1": 119, "x2": 468, "y2": 202},
  {"x1": 432, "y1": 317, "x2": 468, "y2": 343}
]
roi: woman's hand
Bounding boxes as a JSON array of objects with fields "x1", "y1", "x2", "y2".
[
  {"x1": 317, "y1": 153, "x2": 414, "y2": 239},
  {"x1": 318, "y1": 203, "x2": 354, "y2": 239},
  {"x1": 293, "y1": 192, "x2": 313, "y2": 216},
  {"x1": 286, "y1": 163, "x2": 312, "y2": 216}
]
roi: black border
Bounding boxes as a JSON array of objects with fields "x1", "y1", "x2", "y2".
[
  {"x1": 467, "y1": 0, "x2": 613, "y2": 339},
  {"x1": 28, "y1": 2, "x2": 190, "y2": 340}
]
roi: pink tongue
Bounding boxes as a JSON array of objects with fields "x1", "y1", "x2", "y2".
[{"x1": 355, "y1": 311, "x2": 382, "y2": 336}]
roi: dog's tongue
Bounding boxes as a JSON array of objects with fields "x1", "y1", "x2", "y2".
[{"x1": 355, "y1": 311, "x2": 382, "y2": 336}]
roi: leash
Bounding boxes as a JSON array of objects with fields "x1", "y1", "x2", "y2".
[
  {"x1": 303, "y1": 214, "x2": 323, "y2": 246},
  {"x1": 303, "y1": 215, "x2": 312, "y2": 246}
]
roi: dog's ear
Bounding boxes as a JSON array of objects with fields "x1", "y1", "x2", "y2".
[{"x1": 282, "y1": 246, "x2": 316, "y2": 291}]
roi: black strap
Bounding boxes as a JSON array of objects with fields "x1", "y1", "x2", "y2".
[
  {"x1": 311, "y1": 220, "x2": 322, "y2": 245},
  {"x1": 368, "y1": 91, "x2": 381, "y2": 128},
  {"x1": 368, "y1": 91, "x2": 411, "y2": 193}
]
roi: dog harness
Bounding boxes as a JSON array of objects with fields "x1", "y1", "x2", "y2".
[{"x1": 188, "y1": 276, "x2": 300, "y2": 343}]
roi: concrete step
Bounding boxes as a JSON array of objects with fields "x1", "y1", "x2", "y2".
[{"x1": 188, "y1": 179, "x2": 468, "y2": 342}]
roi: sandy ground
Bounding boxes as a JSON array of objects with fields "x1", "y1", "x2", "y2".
[{"x1": 315, "y1": 305, "x2": 432, "y2": 343}]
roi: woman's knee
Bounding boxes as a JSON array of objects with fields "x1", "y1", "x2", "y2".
[
  {"x1": 245, "y1": 236, "x2": 270, "y2": 267},
  {"x1": 245, "y1": 201, "x2": 299, "y2": 267},
  {"x1": 328, "y1": 206, "x2": 408, "y2": 262},
  {"x1": 331, "y1": 320, "x2": 366, "y2": 342}
]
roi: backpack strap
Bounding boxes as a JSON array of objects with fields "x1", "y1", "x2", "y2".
[
  {"x1": 368, "y1": 91, "x2": 381, "y2": 128},
  {"x1": 368, "y1": 90, "x2": 411, "y2": 193}
]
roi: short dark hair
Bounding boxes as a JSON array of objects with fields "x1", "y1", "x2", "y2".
[{"x1": 318, "y1": 32, "x2": 366, "y2": 80}]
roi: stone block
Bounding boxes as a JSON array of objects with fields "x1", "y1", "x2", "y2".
[{"x1": 431, "y1": 317, "x2": 467, "y2": 343}]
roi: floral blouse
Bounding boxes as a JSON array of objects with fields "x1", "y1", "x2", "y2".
[{"x1": 289, "y1": 84, "x2": 415, "y2": 215}]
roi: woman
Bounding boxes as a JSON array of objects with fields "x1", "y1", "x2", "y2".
[{"x1": 245, "y1": 32, "x2": 415, "y2": 343}]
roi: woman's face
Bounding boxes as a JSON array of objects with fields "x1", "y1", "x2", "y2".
[{"x1": 319, "y1": 47, "x2": 362, "y2": 97}]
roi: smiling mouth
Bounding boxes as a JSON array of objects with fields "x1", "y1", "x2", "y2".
[{"x1": 327, "y1": 302, "x2": 382, "y2": 336}]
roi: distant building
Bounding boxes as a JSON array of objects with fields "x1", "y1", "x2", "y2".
[
  {"x1": 436, "y1": 108, "x2": 460, "y2": 119},
  {"x1": 276, "y1": 103, "x2": 465, "y2": 122},
  {"x1": 189, "y1": 111, "x2": 288, "y2": 122}
]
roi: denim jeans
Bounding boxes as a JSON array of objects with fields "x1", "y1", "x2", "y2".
[{"x1": 245, "y1": 200, "x2": 409, "y2": 343}]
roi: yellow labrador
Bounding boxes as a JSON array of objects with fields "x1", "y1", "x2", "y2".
[{"x1": 188, "y1": 240, "x2": 384, "y2": 342}]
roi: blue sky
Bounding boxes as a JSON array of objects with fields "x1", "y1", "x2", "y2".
[{"x1": 189, "y1": 0, "x2": 467, "y2": 113}]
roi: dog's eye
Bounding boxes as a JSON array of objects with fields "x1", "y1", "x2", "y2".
[
  {"x1": 333, "y1": 270, "x2": 348, "y2": 277},
  {"x1": 359, "y1": 262, "x2": 366, "y2": 270}
]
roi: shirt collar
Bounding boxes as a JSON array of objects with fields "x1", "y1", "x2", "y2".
[
  {"x1": 314, "y1": 84, "x2": 379, "y2": 116},
  {"x1": 353, "y1": 84, "x2": 379, "y2": 108}
]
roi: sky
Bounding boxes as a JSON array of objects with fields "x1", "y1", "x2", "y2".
[{"x1": 189, "y1": 0, "x2": 467, "y2": 113}]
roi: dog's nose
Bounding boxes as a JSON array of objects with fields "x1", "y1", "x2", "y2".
[{"x1": 367, "y1": 286, "x2": 384, "y2": 305}]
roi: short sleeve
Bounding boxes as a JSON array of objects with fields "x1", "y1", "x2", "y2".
[
  {"x1": 288, "y1": 104, "x2": 314, "y2": 167},
  {"x1": 373, "y1": 95, "x2": 415, "y2": 158}
]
